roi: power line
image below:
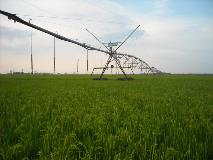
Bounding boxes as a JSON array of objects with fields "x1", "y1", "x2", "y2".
[
  {"x1": 19, "y1": 16, "x2": 83, "y2": 41},
  {"x1": 17, "y1": 13, "x2": 128, "y2": 25},
  {"x1": 19, "y1": 16, "x2": 72, "y2": 28},
  {"x1": 17, "y1": 0, "x2": 54, "y2": 16}
]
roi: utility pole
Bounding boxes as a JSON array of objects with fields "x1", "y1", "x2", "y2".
[
  {"x1": 77, "y1": 59, "x2": 79, "y2": 73},
  {"x1": 29, "y1": 19, "x2": 33, "y2": 75},
  {"x1": 86, "y1": 49, "x2": 88, "y2": 72},
  {"x1": 54, "y1": 36, "x2": 55, "y2": 73}
]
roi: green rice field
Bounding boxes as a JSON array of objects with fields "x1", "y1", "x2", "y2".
[{"x1": 0, "y1": 74, "x2": 213, "y2": 159}]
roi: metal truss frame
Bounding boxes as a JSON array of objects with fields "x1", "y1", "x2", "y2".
[{"x1": 0, "y1": 10, "x2": 163, "y2": 79}]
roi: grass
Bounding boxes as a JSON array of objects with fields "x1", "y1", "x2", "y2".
[{"x1": 0, "y1": 74, "x2": 213, "y2": 159}]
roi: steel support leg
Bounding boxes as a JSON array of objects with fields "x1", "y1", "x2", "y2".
[
  {"x1": 100, "y1": 55, "x2": 112, "y2": 79},
  {"x1": 91, "y1": 68, "x2": 95, "y2": 76},
  {"x1": 113, "y1": 55, "x2": 128, "y2": 79},
  {"x1": 131, "y1": 67, "x2": 134, "y2": 75}
]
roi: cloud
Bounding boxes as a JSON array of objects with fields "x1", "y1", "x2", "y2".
[
  {"x1": 0, "y1": 0, "x2": 213, "y2": 73},
  {"x1": 129, "y1": 15, "x2": 213, "y2": 73},
  {"x1": 0, "y1": 25, "x2": 32, "y2": 57},
  {"x1": 151, "y1": 0, "x2": 170, "y2": 16},
  {"x1": 0, "y1": 25, "x2": 30, "y2": 41}
]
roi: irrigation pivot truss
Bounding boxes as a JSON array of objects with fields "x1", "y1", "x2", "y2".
[
  {"x1": 91, "y1": 53, "x2": 162, "y2": 76},
  {"x1": 0, "y1": 10, "x2": 163, "y2": 79}
]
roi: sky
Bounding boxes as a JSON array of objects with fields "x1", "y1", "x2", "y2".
[{"x1": 0, "y1": 0, "x2": 213, "y2": 74}]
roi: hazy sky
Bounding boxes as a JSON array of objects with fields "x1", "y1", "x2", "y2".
[{"x1": 0, "y1": 0, "x2": 213, "y2": 74}]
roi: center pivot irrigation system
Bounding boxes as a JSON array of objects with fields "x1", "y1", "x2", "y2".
[{"x1": 0, "y1": 10, "x2": 162, "y2": 80}]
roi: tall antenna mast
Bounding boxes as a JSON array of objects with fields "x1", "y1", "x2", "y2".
[
  {"x1": 54, "y1": 36, "x2": 55, "y2": 73},
  {"x1": 77, "y1": 59, "x2": 79, "y2": 73},
  {"x1": 29, "y1": 19, "x2": 33, "y2": 75},
  {"x1": 86, "y1": 49, "x2": 88, "y2": 72}
]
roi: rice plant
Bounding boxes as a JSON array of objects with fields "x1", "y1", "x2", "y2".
[{"x1": 0, "y1": 74, "x2": 213, "y2": 159}]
